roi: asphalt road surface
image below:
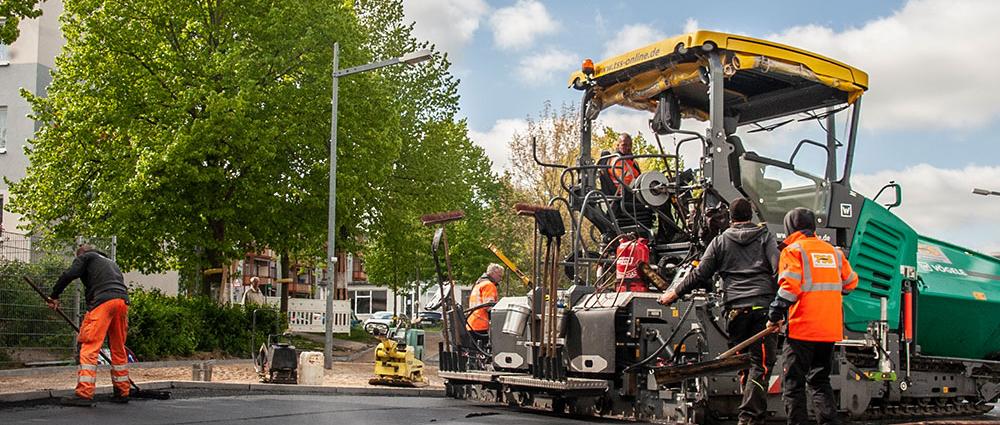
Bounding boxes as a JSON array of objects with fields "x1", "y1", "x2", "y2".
[
  {"x1": 0, "y1": 394, "x2": 631, "y2": 425},
  {"x1": 2, "y1": 393, "x2": 997, "y2": 425}
]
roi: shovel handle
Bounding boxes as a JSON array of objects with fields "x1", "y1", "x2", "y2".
[
  {"x1": 23, "y1": 276, "x2": 81, "y2": 333},
  {"x1": 716, "y1": 322, "x2": 780, "y2": 360}
]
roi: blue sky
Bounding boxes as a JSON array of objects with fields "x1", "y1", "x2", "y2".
[{"x1": 402, "y1": 0, "x2": 1000, "y2": 252}]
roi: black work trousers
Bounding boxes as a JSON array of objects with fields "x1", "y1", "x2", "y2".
[
  {"x1": 782, "y1": 338, "x2": 839, "y2": 425},
  {"x1": 727, "y1": 307, "x2": 777, "y2": 425}
]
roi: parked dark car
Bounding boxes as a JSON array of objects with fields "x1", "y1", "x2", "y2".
[{"x1": 417, "y1": 311, "x2": 443, "y2": 325}]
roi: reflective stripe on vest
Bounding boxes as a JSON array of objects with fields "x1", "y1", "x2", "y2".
[
  {"x1": 777, "y1": 287, "x2": 798, "y2": 303},
  {"x1": 112, "y1": 364, "x2": 128, "y2": 372},
  {"x1": 782, "y1": 235, "x2": 853, "y2": 342},
  {"x1": 610, "y1": 157, "x2": 641, "y2": 192},
  {"x1": 78, "y1": 375, "x2": 96, "y2": 383},
  {"x1": 789, "y1": 243, "x2": 843, "y2": 293},
  {"x1": 836, "y1": 249, "x2": 855, "y2": 291},
  {"x1": 779, "y1": 271, "x2": 801, "y2": 281},
  {"x1": 79, "y1": 364, "x2": 97, "y2": 372},
  {"x1": 112, "y1": 375, "x2": 130, "y2": 383}
]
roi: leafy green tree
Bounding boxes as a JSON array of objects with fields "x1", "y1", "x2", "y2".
[
  {"x1": 9, "y1": 0, "x2": 395, "y2": 295},
  {"x1": 0, "y1": 0, "x2": 43, "y2": 45},
  {"x1": 354, "y1": 0, "x2": 520, "y2": 299}
]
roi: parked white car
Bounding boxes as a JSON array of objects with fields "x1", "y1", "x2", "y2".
[{"x1": 363, "y1": 311, "x2": 408, "y2": 335}]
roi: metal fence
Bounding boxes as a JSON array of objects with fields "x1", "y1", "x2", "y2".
[
  {"x1": 0, "y1": 273, "x2": 85, "y2": 369},
  {"x1": 0, "y1": 231, "x2": 35, "y2": 262},
  {"x1": 0, "y1": 231, "x2": 115, "y2": 369}
]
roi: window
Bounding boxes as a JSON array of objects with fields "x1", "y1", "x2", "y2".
[
  {"x1": 0, "y1": 44, "x2": 9, "y2": 66},
  {"x1": 349, "y1": 289, "x2": 388, "y2": 315},
  {"x1": 0, "y1": 106, "x2": 7, "y2": 154},
  {"x1": 739, "y1": 159, "x2": 830, "y2": 225},
  {"x1": 371, "y1": 290, "x2": 387, "y2": 312},
  {"x1": 349, "y1": 290, "x2": 372, "y2": 315},
  {"x1": 352, "y1": 255, "x2": 367, "y2": 281},
  {"x1": 254, "y1": 259, "x2": 270, "y2": 277},
  {"x1": 734, "y1": 105, "x2": 854, "y2": 225}
]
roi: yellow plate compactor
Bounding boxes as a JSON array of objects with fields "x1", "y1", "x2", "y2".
[{"x1": 369, "y1": 325, "x2": 427, "y2": 387}]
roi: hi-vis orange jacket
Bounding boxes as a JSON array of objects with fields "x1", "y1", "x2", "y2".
[
  {"x1": 775, "y1": 231, "x2": 858, "y2": 342},
  {"x1": 609, "y1": 156, "x2": 641, "y2": 194},
  {"x1": 466, "y1": 276, "x2": 498, "y2": 332}
]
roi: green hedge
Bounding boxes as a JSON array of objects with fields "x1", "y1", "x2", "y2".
[{"x1": 126, "y1": 288, "x2": 286, "y2": 360}]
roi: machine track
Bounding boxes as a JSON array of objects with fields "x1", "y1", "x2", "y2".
[{"x1": 854, "y1": 400, "x2": 994, "y2": 422}]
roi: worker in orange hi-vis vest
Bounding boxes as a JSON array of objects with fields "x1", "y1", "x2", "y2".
[
  {"x1": 47, "y1": 244, "x2": 132, "y2": 407},
  {"x1": 466, "y1": 263, "x2": 504, "y2": 337},
  {"x1": 607, "y1": 133, "x2": 641, "y2": 194},
  {"x1": 768, "y1": 208, "x2": 859, "y2": 425}
]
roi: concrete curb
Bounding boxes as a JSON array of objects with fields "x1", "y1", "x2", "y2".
[
  {"x1": 0, "y1": 358, "x2": 255, "y2": 377},
  {"x1": 0, "y1": 380, "x2": 445, "y2": 404}
]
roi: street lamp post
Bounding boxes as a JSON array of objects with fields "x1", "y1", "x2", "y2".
[
  {"x1": 325, "y1": 43, "x2": 432, "y2": 369},
  {"x1": 973, "y1": 188, "x2": 1000, "y2": 197}
]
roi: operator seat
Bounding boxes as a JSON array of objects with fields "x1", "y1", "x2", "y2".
[{"x1": 729, "y1": 135, "x2": 782, "y2": 212}]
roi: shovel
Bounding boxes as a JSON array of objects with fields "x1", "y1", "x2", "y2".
[
  {"x1": 652, "y1": 322, "x2": 780, "y2": 385},
  {"x1": 22, "y1": 276, "x2": 171, "y2": 400}
]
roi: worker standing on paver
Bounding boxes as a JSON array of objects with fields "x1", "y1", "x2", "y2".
[
  {"x1": 466, "y1": 263, "x2": 503, "y2": 338},
  {"x1": 658, "y1": 198, "x2": 780, "y2": 425},
  {"x1": 607, "y1": 133, "x2": 641, "y2": 194},
  {"x1": 767, "y1": 208, "x2": 858, "y2": 425},
  {"x1": 47, "y1": 244, "x2": 131, "y2": 406}
]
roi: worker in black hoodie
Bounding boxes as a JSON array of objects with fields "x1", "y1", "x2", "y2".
[
  {"x1": 48, "y1": 244, "x2": 130, "y2": 406},
  {"x1": 658, "y1": 198, "x2": 780, "y2": 425}
]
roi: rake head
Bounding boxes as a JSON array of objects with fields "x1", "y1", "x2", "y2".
[{"x1": 421, "y1": 210, "x2": 465, "y2": 226}]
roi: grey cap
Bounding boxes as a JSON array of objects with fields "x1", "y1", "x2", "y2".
[{"x1": 783, "y1": 207, "x2": 816, "y2": 236}]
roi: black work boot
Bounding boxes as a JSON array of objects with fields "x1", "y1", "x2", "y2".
[
  {"x1": 110, "y1": 389, "x2": 130, "y2": 404},
  {"x1": 60, "y1": 396, "x2": 96, "y2": 407}
]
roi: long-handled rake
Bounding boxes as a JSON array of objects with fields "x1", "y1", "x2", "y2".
[{"x1": 22, "y1": 276, "x2": 171, "y2": 400}]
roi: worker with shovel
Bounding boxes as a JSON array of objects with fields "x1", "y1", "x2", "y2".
[
  {"x1": 658, "y1": 198, "x2": 780, "y2": 425},
  {"x1": 47, "y1": 244, "x2": 131, "y2": 406}
]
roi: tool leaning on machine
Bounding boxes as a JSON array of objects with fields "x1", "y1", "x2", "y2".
[
  {"x1": 516, "y1": 203, "x2": 567, "y2": 381},
  {"x1": 22, "y1": 276, "x2": 171, "y2": 400},
  {"x1": 421, "y1": 210, "x2": 485, "y2": 371}
]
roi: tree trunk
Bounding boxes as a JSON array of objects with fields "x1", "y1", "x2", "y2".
[
  {"x1": 279, "y1": 251, "x2": 290, "y2": 313},
  {"x1": 203, "y1": 248, "x2": 224, "y2": 299},
  {"x1": 202, "y1": 219, "x2": 226, "y2": 299}
]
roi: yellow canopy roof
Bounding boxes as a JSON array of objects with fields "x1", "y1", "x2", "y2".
[{"x1": 569, "y1": 30, "x2": 869, "y2": 121}]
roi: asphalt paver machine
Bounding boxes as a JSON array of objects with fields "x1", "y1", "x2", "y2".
[{"x1": 436, "y1": 30, "x2": 1000, "y2": 422}]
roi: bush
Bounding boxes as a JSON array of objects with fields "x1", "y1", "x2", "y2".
[
  {"x1": 126, "y1": 289, "x2": 199, "y2": 358},
  {"x1": 126, "y1": 288, "x2": 286, "y2": 360}
]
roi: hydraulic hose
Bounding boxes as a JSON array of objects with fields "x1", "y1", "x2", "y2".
[
  {"x1": 669, "y1": 327, "x2": 705, "y2": 364},
  {"x1": 623, "y1": 299, "x2": 696, "y2": 371}
]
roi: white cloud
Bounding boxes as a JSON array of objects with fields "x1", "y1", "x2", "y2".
[
  {"x1": 768, "y1": 0, "x2": 1000, "y2": 130},
  {"x1": 852, "y1": 164, "x2": 1000, "y2": 252},
  {"x1": 489, "y1": 0, "x2": 559, "y2": 50},
  {"x1": 517, "y1": 48, "x2": 577, "y2": 85},
  {"x1": 603, "y1": 24, "x2": 666, "y2": 58},
  {"x1": 682, "y1": 18, "x2": 699, "y2": 33},
  {"x1": 402, "y1": 0, "x2": 488, "y2": 57},
  {"x1": 469, "y1": 119, "x2": 528, "y2": 172},
  {"x1": 595, "y1": 109, "x2": 650, "y2": 141}
]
